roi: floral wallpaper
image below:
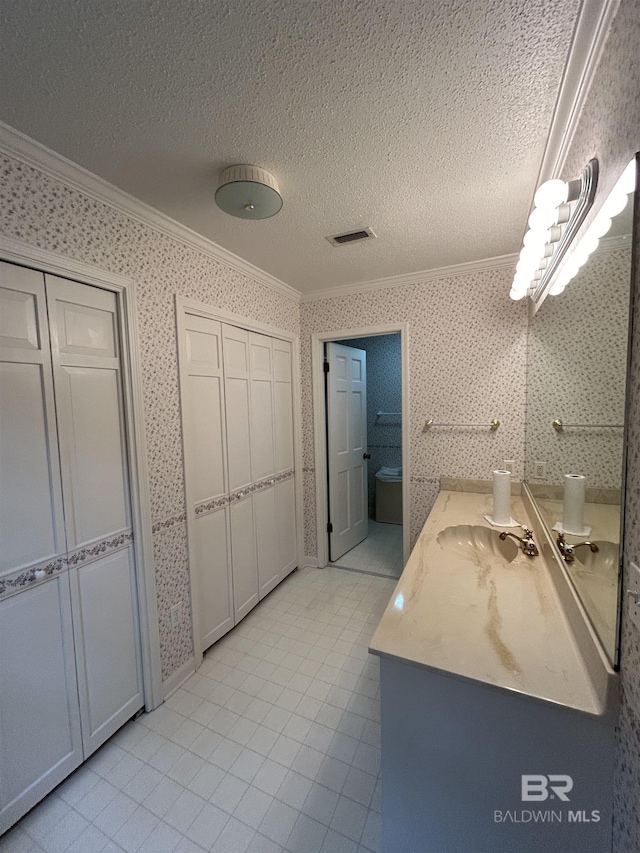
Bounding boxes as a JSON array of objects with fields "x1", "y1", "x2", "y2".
[
  {"x1": 341, "y1": 334, "x2": 403, "y2": 517},
  {"x1": 301, "y1": 268, "x2": 528, "y2": 553},
  {"x1": 558, "y1": 0, "x2": 640, "y2": 846},
  {"x1": 0, "y1": 154, "x2": 300, "y2": 682},
  {"x1": 525, "y1": 241, "x2": 632, "y2": 489}
]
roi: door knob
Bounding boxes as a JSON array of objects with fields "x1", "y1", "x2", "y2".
[{"x1": 363, "y1": 453, "x2": 371, "y2": 459}]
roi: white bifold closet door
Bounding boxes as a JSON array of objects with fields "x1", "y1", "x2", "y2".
[
  {"x1": 0, "y1": 263, "x2": 143, "y2": 834},
  {"x1": 181, "y1": 314, "x2": 234, "y2": 651},
  {"x1": 180, "y1": 310, "x2": 297, "y2": 658},
  {"x1": 0, "y1": 263, "x2": 82, "y2": 833},
  {"x1": 47, "y1": 275, "x2": 143, "y2": 756}
]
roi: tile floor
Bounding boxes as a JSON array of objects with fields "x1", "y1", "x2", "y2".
[
  {"x1": 1, "y1": 567, "x2": 397, "y2": 853},
  {"x1": 331, "y1": 522, "x2": 403, "y2": 579}
]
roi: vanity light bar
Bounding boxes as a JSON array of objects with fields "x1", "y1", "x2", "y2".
[
  {"x1": 510, "y1": 160, "x2": 598, "y2": 301},
  {"x1": 549, "y1": 158, "x2": 636, "y2": 296}
]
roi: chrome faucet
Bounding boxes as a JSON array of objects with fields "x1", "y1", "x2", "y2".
[
  {"x1": 499, "y1": 528, "x2": 539, "y2": 557},
  {"x1": 556, "y1": 532, "x2": 599, "y2": 563}
]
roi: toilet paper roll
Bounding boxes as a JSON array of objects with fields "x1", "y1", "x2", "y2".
[
  {"x1": 563, "y1": 474, "x2": 589, "y2": 536},
  {"x1": 491, "y1": 470, "x2": 512, "y2": 526}
]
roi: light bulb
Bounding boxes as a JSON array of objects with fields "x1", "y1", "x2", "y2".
[
  {"x1": 549, "y1": 280, "x2": 566, "y2": 296},
  {"x1": 618, "y1": 159, "x2": 636, "y2": 195},
  {"x1": 590, "y1": 215, "x2": 612, "y2": 238},
  {"x1": 523, "y1": 228, "x2": 548, "y2": 248},
  {"x1": 516, "y1": 258, "x2": 538, "y2": 276},
  {"x1": 534, "y1": 179, "x2": 568, "y2": 210},
  {"x1": 528, "y1": 207, "x2": 557, "y2": 231},
  {"x1": 581, "y1": 234, "x2": 599, "y2": 256},
  {"x1": 513, "y1": 271, "x2": 532, "y2": 288},
  {"x1": 509, "y1": 288, "x2": 526, "y2": 301},
  {"x1": 519, "y1": 245, "x2": 543, "y2": 265},
  {"x1": 602, "y1": 190, "x2": 627, "y2": 219}
]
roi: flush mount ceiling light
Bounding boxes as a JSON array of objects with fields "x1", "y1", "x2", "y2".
[
  {"x1": 509, "y1": 159, "x2": 598, "y2": 302},
  {"x1": 215, "y1": 165, "x2": 283, "y2": 220}
]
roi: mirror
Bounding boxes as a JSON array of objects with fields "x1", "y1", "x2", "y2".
[{"x1": 524, "y1": 157, "x2": 636, "y2": 666}]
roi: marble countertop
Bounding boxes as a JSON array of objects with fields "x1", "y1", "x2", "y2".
[{"x1": 369, "y1": 490, "x2": 605, "y2": 715}]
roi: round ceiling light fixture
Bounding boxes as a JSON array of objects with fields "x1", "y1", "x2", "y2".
[{"x1": 215, "y1": 164, "x2": 283, "y2": 220}]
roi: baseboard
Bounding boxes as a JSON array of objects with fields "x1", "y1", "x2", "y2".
[
  {"x1": 162, "y1": 657, "x2": 196, "y2": 700},
  {"x1": 304, "y1": 556, "x2": 319, "y2": 568}
]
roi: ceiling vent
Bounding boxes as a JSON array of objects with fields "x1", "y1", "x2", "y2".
[{"x1": 326, "y1": 227, "x2": 377, "y2": 247}]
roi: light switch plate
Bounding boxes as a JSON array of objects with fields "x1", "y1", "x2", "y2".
[
  {"x1": 503, "y1": 460, "x2": 515, "y2": 475},
  {"x1": 627, "y1": 561, "x2": 640, "y2": 632}
]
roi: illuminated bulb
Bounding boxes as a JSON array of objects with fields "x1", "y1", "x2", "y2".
[
  {"x1": 516, "y1": 258, "x2": 538, "y2": 276},
  {"x1": 528, "y1": 206, "x2": 557, "y2": 231},
  {"x1": 519, "y1": 245, "x2": 543, "y2": 265},
  {"x1": 549, "y1": 280, "x2": 566, "y2": 296},
  {"x1": 619, "y1": 159, "x2": 636, "y2": 195},
  {"x1": 590, "y1": 215, "x2": 612, "y2": 238},
  {"x1": 534, "y1": 179, "x2": 568, "y2": 210},
  {"x1": 581, "y1": 234, "x2": 599, "y2": 256},
  {"x1": 510, "y1": 288, "x2": 527, "y2": 301},
  {"x1": 522, "y1": 228, "x2": 548, "y2": 248},
  {"x1": 602, "y1": 190, "x2": 627, "y2": 218}
]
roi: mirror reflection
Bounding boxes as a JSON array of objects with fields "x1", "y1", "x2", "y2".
[{"x1": 524, "y1": 170, "x2": 634, "y2": 664}]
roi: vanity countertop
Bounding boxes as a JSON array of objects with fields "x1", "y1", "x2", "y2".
[{"x1": 369, "y1": 489, "x2": 606, "y2": 715}]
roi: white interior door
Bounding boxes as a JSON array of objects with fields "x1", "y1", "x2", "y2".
[
  {"x1": 0, "y1": 262, "x2": 83, "y2": 833},
  {"x1": 223, "y1": 324, "x2": 259, "y2": 622},
  {"x1": 47, "y1": 274, "x2": 143, "y2": 756},
  {"x1": 327, "y1": 342, "x2": 368, "y2": 561},
  {"x1": 179, "y1": 313, "x2": 234, "y2": 655}
]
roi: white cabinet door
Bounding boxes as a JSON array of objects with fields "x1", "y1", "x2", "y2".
[
  {"x1": 47, "y1": 274, "x2": 143, "y2": 756},
  {"x1": 327, "y1": 342, "x2": 368, "y2": 561},
  {"x1": 178, "y1": 313, "x2": 234, "y2": 655},
  {"x1": 223, "y1": 325, "x2": 259, "y2": 622},
  {"x1": 0, "y1": 577, "x2": 83, "y2": 835}
]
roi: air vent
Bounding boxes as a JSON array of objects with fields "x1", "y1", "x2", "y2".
[{"x1": 326, "y1": 227, "x2": 377, "y2": 247}]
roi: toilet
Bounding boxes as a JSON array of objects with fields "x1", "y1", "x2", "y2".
[{"x1": 375, "y1": 466, "x2": 403, "y2": 524}]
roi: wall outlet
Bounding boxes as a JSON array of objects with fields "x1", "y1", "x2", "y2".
[
  {"x1": 503, "y1": 460, "x2": 515, "y2": 475},
  {"x1": 533, "y1": 461, "x2": 547, "y2": 479},
  {"x1": 170, "y1": 603, "x2": 182, "y2": 630},
  {"x1": 627, "y1": 561, "x2": 640, "y2": 632}
]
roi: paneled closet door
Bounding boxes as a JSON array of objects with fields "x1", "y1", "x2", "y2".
[
  {"x1": 180, "y1": 313, "x2": 234, "y2": 655},
  {"x1": 249, "y1": 333, "x2": 279, "y2": 597},
  {"x1": 47, "y1": 274, "x2": 143, "y2": 757},
  {"x1": 273, "y1": 338, "x2": 297, "y2": 580},
  {"x1": 222, "y1": 324, "x2": 259, "y2": 622},
  {"x1": 0, "y1": 261, "x2": 83, "y2": 834}
]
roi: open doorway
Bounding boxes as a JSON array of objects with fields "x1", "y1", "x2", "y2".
[{"x1": 324, "y1": 333, "x2": 403, "y2": 578}]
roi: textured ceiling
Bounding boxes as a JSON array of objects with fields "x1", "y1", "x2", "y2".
[{"x1": 0, "y1": 0, "x2": 582, "y2": 293}]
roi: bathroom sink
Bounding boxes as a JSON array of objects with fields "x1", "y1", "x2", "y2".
[
  {"x1": 437, "y1": 525, "x2": 519, "y2": 563},
  {"x1": 573, "y1": 540, "x2": 619, "y2": 573}
]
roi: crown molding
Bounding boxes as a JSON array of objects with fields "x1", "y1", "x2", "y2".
[
  {"x1": 300, "y1": 253, "x2": 518, "y2": 303},
  {"x1": 0, "y1": 121, "x2": 301, "y2": 303},
  {"x1": 533, "y1": 0, "x2": 621, "y2": 185}
]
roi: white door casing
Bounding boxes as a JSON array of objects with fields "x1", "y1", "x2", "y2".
[{"x1": 326, "y1": 342, "x2": 368, "y2": 562}]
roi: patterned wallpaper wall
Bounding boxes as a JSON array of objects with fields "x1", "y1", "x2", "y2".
[
  {"x1": 525, "y1": 241, "x2": 631, "y2": 489},
  {"x1": 301, "y1": 269, "x2": 528, "y2": 554},
  {"x1": 341, "y1": 334, "x2": 402, "y2": 516},
  {"x1": 558, "y1": 0, "x2": 640, "y2": 847},
  {"x1": 0, "y1": 154, "x2": 300, "y2": 683}
]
